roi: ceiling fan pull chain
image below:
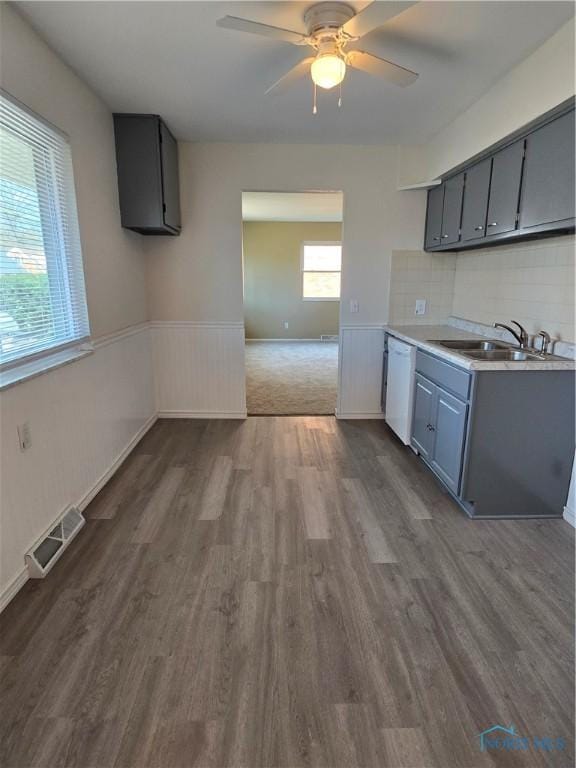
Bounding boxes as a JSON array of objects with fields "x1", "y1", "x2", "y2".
[
  {"x1": 338, "y1": 80, "x2": 342, "y2": 108},
  {"x1": 313, "y1": 82, "x2": 318, "y2": 115}
]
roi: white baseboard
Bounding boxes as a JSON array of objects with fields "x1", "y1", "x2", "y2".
[
  {"x1": 0, "y1": 568, "x2": 29, "y2": 614},
  {"x1": 563, "y1": 504, "x2": 575, "y2": 528},
  {"x1": 158, "y1": 410, "x2": 247, "y2": 419},
  {"x1": 0, "y1": 412, "x2": 158, "y2": 614},
  {"x1": 336, "y1": 411, "x2": 385, "y2": 420},
  {"x1": 76, "y1": 413, "x2": 158, "y2": 512}
]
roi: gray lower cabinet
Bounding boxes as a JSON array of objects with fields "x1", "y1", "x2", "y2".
[
  {"x1": 411, "y1": 371, "x2": 467, "y2": 494},
  {"x1": 430, "y1": 387, "x2": 467, "y2": 494},
  {"x1": 410, "y1": 349, "x2": 575, "y2": 518},
  {"x1": 412, "y1": 374, "x2": 435, "y2": 459},
  {"x1": 519, "y1": 109, "x2": 575, "y2": 231}
]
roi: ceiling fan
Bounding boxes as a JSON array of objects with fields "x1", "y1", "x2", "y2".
[{"x1": 216, "y1": 2, "x2": 419, "y2": 112}]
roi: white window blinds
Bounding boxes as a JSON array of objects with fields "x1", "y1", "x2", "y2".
[
  {"x1": 0, "y1": 91, "x2": 89, "y2": 369},
  {"x1": 302, "y1": 242, "x2": 342, "y2": 300}
]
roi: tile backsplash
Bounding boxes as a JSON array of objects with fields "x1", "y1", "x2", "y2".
[
  {"x1": 452, "y1": 236, "x2": 575, "y2": 342},
  {"x1": 390, "y1": 236, "x2": 575, "y2": 343},
  {"x1": 389, "y1": 251, "x2": 456, "y2": 325}
]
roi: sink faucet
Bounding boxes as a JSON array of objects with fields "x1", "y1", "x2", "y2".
[
  {"x1": 537, "y1": 330, "x2": 551, "y2": 354},
  {"x1": 493, "y1": 321, "x2": 529, "y2": 349}
]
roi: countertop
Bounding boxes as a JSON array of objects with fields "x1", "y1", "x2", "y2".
[{"x1": 384, "y1": 324, "x2": 576, "y2": 371}]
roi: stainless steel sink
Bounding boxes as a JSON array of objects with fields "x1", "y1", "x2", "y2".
[
  {"x1": 462, "y1": 349, "x2": 551, "y2": 361},
  {"x1": 462, "y1": 349, "x2": 561, "y2": 361},
  {"x1": 434, "y1": 339, "x2": 510, "y2": 351}
]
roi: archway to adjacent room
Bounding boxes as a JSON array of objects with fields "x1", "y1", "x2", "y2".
[{"x1": 241, "y1": 190, "x2": 343, "y2": 416}]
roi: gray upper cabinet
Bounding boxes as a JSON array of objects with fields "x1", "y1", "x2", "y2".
[
  {"x1": 460, "y1": 159, "x2": 491, "y2": 242},
  {"x1": 519, "y1": 110, "x2": 575, "y2": 231},
  {"x1": 113, "y1": 114, "x2": 181, "y2": 236},
  {"x1": 424, "y1": 101, "x2": 574, "y2": 252},
  {"x1": 485, "y1": 140, "x2": 524, "y2": 237},
  {"x1": 424, "y1": 184, "x2": 444, "y2": 249},
  {"x1": 440, "y1": 173, "x2": 464, "y2": 245}
]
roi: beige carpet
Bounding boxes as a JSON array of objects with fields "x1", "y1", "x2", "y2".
[{"x1": 245, "y1": 341, "x2": 338, "y2": 415}]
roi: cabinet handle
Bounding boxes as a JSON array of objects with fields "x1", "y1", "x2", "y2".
[
  {"x1": 487, "y1": 222, "x2": 498, "y2": 227},
  {"x1": 441, "y1": 234, "x2": 449, "y2": 239},
  {"x1": 474, "y1": 225, "x2": 484, "y2": 231},
  {"x1": 432, "y1": 236, "x2": 440, "y2": 241},
  {"x1": 426, "y1": 424, "x2": 435, "y2": 431}
]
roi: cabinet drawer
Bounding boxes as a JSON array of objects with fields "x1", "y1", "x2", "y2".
[{"x1": 415, "y1": 350, "x2": 471, "y2": 401}]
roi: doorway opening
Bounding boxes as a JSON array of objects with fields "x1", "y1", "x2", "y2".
[{"x1": 242, "y1": 191, "x2": 343, "y2": 415}]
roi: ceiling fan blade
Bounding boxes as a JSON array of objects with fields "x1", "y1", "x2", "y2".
[
  {"x1": 265, "y1": 57, "x2": 315, "y2": 95},
  {"x1": 347, "y1": 50, "x2": 418, "y2": 86},
  {"x1": 216, "y1": 16, "x2": 308, "y2": 45},
  {"x1": 342, "y1": 2, "x2": 418, "y2": 40}
]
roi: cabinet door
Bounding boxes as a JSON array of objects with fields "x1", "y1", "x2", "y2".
[
  {"x1": 520, "y1": 110, "x2": 575, "y2": 230},
  {"x1": 461, "y1": 159, "x2": 491, "y2": 242},
  {"x1": 411, "y1": 374, "x2": 435, "y2": 459},
  {"x1": 485, "y1": 140, "x2": 524, "y2": 236},
  {"x1": 430, "y1": 388, "x2": 468, "y2": 495},
  {"x1": 425, "y1": 185, "x2": 444, "y2": 249},
  {"x1": 160, "y1": 121, "x2": 181, "y2": 231},
  {"x1": 440, "y1": 173, "x2": 465, "y2": 245}
]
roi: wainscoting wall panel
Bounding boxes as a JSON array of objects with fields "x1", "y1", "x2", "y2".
[
  {"x1": 337, "y1": 325, "x2": 385, "y2": 418},
  {"x1": 151, "y1": 321, "x2": 247, "y2": 418},
  {"x1": 0, "y1": 325, "x2": 156, "y2": 609}
]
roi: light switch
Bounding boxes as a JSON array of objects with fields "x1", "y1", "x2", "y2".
[
  {"x1": 415, "y1": 299, "x2": 427, "y2": 316},
  {"x1": 349, "y1": 299, "x2": 359, "y2": 314}
]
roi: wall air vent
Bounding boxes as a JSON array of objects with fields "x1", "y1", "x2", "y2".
[{"x1": 25, "y1": 507, "x2": 85, "y2": 578}]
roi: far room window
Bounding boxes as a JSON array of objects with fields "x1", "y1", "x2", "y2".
[
  {"x1": 301, "y1": 242, "x2": 341, "y2": 300},
  {"x1": 0, "y1": 91, "x2": 89, "y2": 371}
]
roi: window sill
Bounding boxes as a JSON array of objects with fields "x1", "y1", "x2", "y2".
[
  {"x1": 302, "y1": 297, "x2": 340, "y2": 302},
  {"x1": 0, "y1": 344, "x2": 94, "y2": 391}
]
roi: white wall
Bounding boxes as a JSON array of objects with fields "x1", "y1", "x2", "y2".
[
  {"x1": 144, "y1": 142, "x2": 426, "y2": 416},
  {"x1": 0, "y1": 328, "x2": 155, "y2": 608},
  {"x1": 0, "y1": 7, "x2": 154, "y2": 607},
  {"x1": 424, "y1": 20, "x2": 575, "y2": 179},
  {"x1": 0, "y1": 5, "x2": 147, "y2": 338}
]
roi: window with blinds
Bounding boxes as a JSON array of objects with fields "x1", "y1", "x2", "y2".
[
  {"x1": 0, "y1": 91, "x2": 89, "y2": 370},
  {"x1": 301, "y1": 242, "x2": 342, "y2": 300}
]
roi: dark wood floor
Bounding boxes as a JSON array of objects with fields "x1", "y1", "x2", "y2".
[{"x1": 1, "y1": 417, "x2": 573, "y2": 768}]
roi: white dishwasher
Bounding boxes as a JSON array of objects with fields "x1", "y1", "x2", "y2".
[{"x1": 385, "y1": 336, "x2": 416, "y2": 445}]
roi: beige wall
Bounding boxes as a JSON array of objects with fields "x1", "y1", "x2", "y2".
[
  {"x1": 452, "y1": 236, "x2": 575, "y2": 343},
  {"x1": 243, "y1": 221, "x2": 341, "y2": 339},
  {"x1": 425, "y1": 20, "x2": 575, "y2": 180},
  {"x1": 0, "y1": 4, "x2": 147, "y2": 338},
  {"x1": 389, "y1": 251, "x2": 456, "y2": 325}
]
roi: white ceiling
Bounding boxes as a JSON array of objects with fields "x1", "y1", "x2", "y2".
[
  {"x1": 16, "y1": 1, "x2": 575, "y2": 144},
  {"x1": 242, "y1": 191, "x2": 343, "y2": 221}
]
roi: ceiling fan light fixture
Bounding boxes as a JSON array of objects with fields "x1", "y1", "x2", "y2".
[{"x1": 311, "y1": 53, "x2": 346, "y2": 90}]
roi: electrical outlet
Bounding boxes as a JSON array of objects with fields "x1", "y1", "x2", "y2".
[
  {"x1": 18, "y1": 422, "x2": 32, "y2": 452},
  {"x1": 349, "y1": 299, "x2": 359, "y2": 314},
  {"x1": 415, "y1": 299, "x2": 427, "y2": 316},
  {"x1": 284, "y1": 321, "x2": 289, "y2": 329}
]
